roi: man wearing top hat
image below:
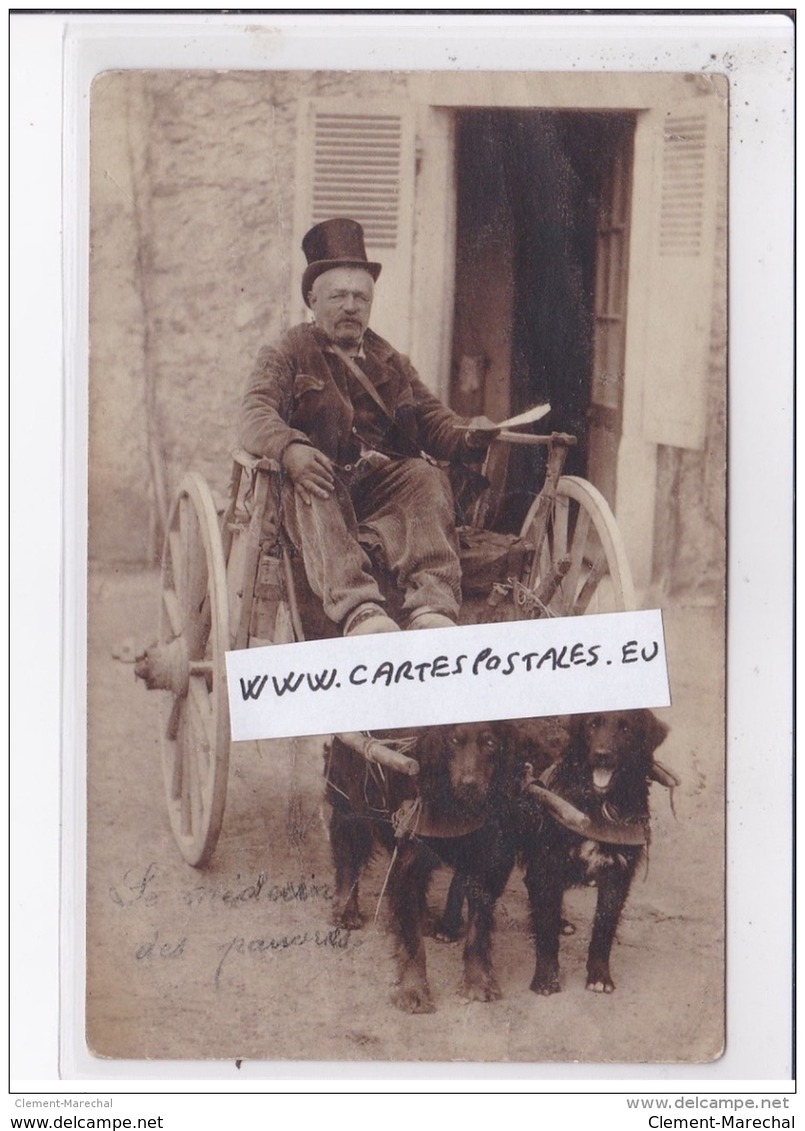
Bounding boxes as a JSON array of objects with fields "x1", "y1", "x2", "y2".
[{"x1": 239, "y1": 217, "x2": 497, "y2": 637}]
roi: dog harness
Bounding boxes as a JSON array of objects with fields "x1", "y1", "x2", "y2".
[
  {"x1": 392, "y1": 796, "x2": 487, "y2": 840},
  {"x1": 527, "y1": 762, "x2": 653, "y2": 847}
]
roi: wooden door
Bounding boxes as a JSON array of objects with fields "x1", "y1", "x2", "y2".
[{"x1": 586, "y1": 120, "x2": 635, "y2": 508}]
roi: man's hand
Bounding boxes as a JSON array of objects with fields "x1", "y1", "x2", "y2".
[
  {"x1": 464, "y1": 415, "x2": 501, "y2": 450},
  {"x1": 283, "y1": 442, "x2": 336, "y2": 505}
]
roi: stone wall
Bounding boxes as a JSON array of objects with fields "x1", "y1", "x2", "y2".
[{"x1": 89, "y1": 69, "x2": 404, "y2": 563}]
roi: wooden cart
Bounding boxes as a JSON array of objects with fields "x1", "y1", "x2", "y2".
[{"x1": 136, "y1": 431, "x2": 634, "y2": 867}]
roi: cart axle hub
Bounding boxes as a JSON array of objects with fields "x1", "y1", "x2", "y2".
[{"x1": 134, "y1": 637, "x2": 189, "y2": 696}]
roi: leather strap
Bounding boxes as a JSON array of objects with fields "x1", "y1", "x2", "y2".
[
  {"x1": 330, "y1": 342, "x2": 396, "y2": 423},
  {"x1": 526, "y1": 783, "x2": 648, "y2": 846},
  {"x1": 393, "y1": 797, "x2": 485, "y2": 840}
]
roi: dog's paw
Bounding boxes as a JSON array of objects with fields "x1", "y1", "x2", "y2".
[
  {"x1": 461, "y1": 974, "x2": 502, "y2": 1003},
  {"x1": 586, "y1": 960, "x2": 615, "y2": 993},
  {"x1": 530, "y1": 965, "x2": 561, "y2": 996},
  {"x1": 430, "y1": 917, "x2": 464, "y2": 943},
  {"x1": 391, "y1": 983, "x2": 435, "y2": 1014},
  {"x1": 586, "y1": 976, "x2": 615, "y2": 994}
]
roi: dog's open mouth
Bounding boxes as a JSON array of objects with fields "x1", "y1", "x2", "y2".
[{"x1": 592, "y1": 766, "x2": 615, "y2": 792}]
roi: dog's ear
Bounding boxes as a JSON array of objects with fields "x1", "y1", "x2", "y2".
[
  {"x1": 491, "y1": 719, "x2": 519, "y2": 752},
  {"x1": 640, "y1": 710, "x2": 670, "y2": 755},
  {"x1": 411, "y1": 725, "x2": 450, "y2": 797},
  {"x1": 514, "y1": 725, "x2": 554, "y2": 777},
  {"x1": 564, "y1": 713, "x2": 590, "y2": 762},
  {"x1": 413, "y1": 725, "x2": 443, "y2": 769},
  {"x1": 491, "y1": 720, "x2": 525, "y2": 787}
]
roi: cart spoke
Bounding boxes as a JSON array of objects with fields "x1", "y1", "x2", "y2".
[
  {"x1": 561, "y1": 506, "x2": 592, "y2": 606},
  {"x1": 167, "y1": 732, "x2": 183, "y2": 803},
  {"x1": 572, "y1": 552, "x2": 608, "y2": 614},
  {"x1": 187, "y1": 673, "x2": 216, "y2": 757},
  {"x1": 185, "y1": 590, "x2": 212, "y2": 662},
  {"x1": 532, "y1": 539, "x2": 549, "y2": 598},
  {"x1": 525, "y1": 540, "x2": 562, "y2": 616},
  {"x1": 184, "y1": 560, "x2": 210, "y2": 658},
  {"x1": 165, "y1": 695, "x2": 182, "y2": 744},
  {"x1": 162, "y1": 587, "x2": 183, "y2": 639},
  {"x1": 551, "y1": 494, "x2": 570, "y2": 558},
  {"x1": 178, "y1": 499, "x2": 205, "y2": 610}
]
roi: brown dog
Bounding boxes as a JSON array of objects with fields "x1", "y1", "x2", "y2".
[
  {"x1": 324, "y1": 721, "x2": 520, "y2": 1012},
  {"x1": 433, "y1": 715, "x2": 571, "y2": 942},
  {"x1": 519, "y1": 709, "x2": 671, "y2": 995}
]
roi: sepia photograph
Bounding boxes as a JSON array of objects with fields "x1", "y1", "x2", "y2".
[{"x1": 84, "y1": 64, "x2": 727, "y2": 1065}]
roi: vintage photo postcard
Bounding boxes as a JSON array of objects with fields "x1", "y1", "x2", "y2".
[{"x1": 84, "y1": 64, "x2": 728, "y2": 1066}]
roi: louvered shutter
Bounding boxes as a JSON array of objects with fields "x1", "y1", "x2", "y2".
[
  {"x1": 295, "y1": 100, "x2": 416, "y2": 352},
  {"x1": 640, "y1": 81, "x2": 727, "y2": 449}
]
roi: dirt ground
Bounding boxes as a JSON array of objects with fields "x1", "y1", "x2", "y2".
[{"x1": 85, "y1": 565, "x2": 724, "y2": 1068}]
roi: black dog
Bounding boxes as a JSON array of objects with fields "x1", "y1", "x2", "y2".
[
  {"x1": 519, "y1": 709, "x2": 671, "y2": 996},
  {"x1": 324, "y1": 721, "x2": 520, "y2": 1013}
]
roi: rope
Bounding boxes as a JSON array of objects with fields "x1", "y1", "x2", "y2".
[
  {"x1": 391, "y1": 796, "x2": 423, "y2": 839},
  {"x1": 373, "y1": 844, "x2": 399, "y2": 926},
  {"x1": 363, "y1": 762, "x2": 388, "y2": 812},
  {"x1": 371, "y1": 797, "x2": 426, "y2": 926},
  {"x1": 512, "y1": 577, "x2": 555, "y2": 619}
]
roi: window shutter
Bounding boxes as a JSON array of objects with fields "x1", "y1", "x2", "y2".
[
  {"x1": 295, "y1": 99, "x2": 417, "y2": 351},
  {"x1": 640, "y1": 81, "x2": 726, "y2": 450},
  {"x1": 658, "y1": 113, "x2": 709, "y2": 257}
]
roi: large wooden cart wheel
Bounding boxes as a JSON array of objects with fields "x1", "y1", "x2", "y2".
[
  {"x1": 518, "y1": 475, "x2": 635, "y2": 617},
  {"x1": 156, "y1": 472, "x2": 230, "y2": 867}
]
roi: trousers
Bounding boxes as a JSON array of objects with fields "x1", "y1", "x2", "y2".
[{"x1": 280, "y1": 457, "x2": 462, "y2": 628}]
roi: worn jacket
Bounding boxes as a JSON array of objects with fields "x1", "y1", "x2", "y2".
[{"x1": 239, "y1": 322, "x2": 475, "y2": 469}]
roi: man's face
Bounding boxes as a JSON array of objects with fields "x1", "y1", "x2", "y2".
[{"x1": 308, "y1": 267, "x2": 374, "y2": 348}]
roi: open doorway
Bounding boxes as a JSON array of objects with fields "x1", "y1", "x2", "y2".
[{"x1": 450, "y1": 109, "x2": 635, "y2": 529}]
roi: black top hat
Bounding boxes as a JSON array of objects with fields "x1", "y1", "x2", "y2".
[{"x1": 301, "y1": 218, "x2": 382, "y2": 306}]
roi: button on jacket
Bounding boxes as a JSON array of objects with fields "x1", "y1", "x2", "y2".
[{"x1": 239, "y1": 323, "x2": 475, "y2": 469}]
